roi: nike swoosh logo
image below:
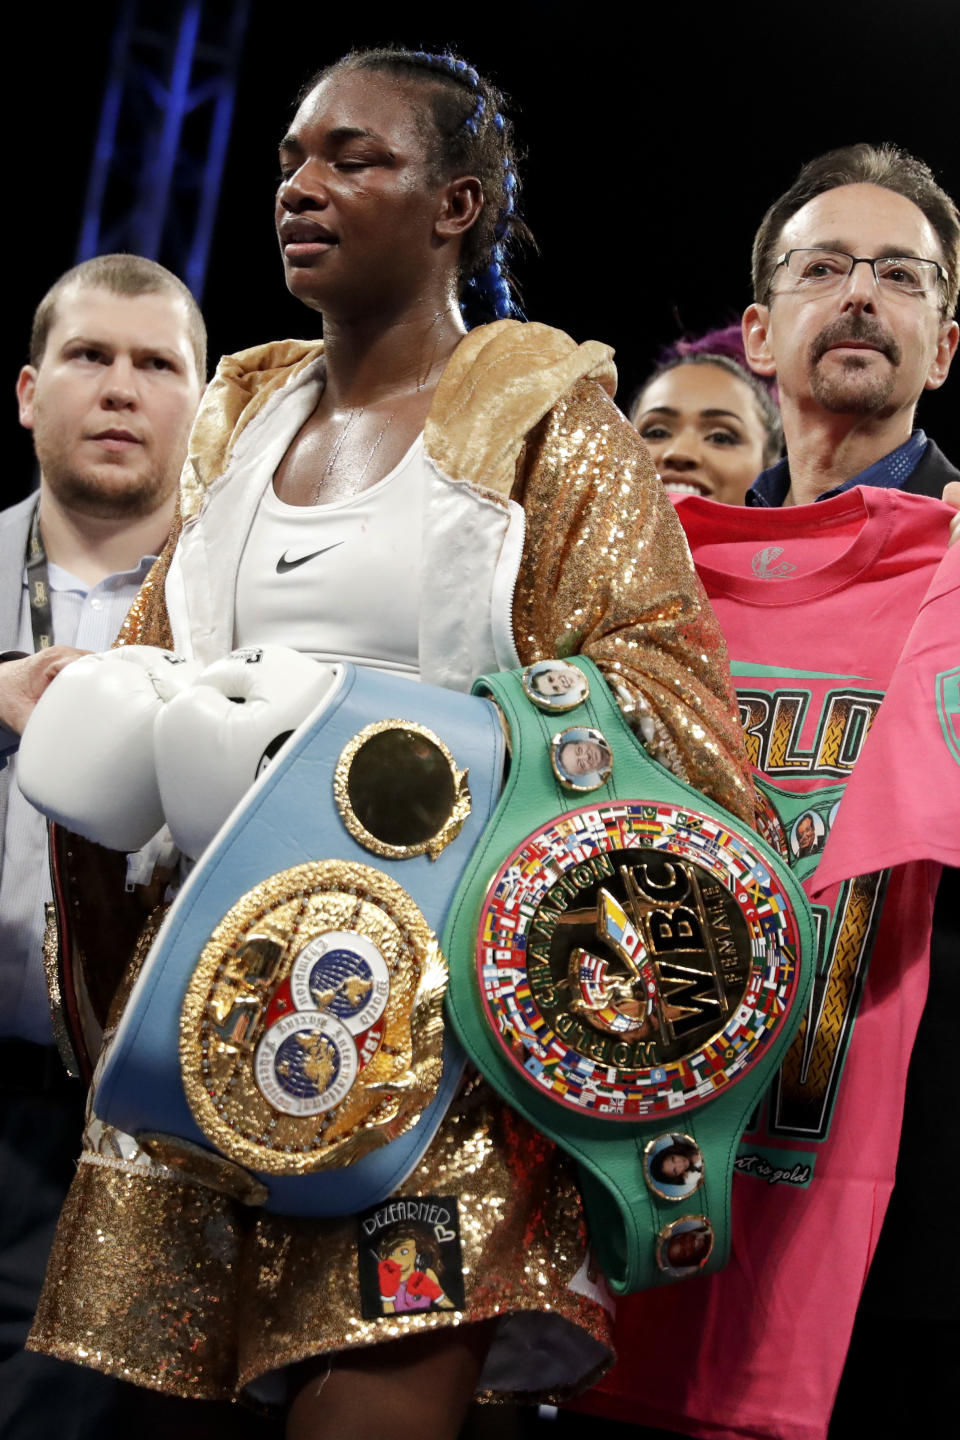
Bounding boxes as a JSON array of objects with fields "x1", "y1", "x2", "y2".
[{"x1": 276, "y1": 542, "x2": 344, "y2": 574}]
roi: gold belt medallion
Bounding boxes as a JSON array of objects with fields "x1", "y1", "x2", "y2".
[{"x1": 180, "y1": 860, "x2": 446, "y2": 1174}]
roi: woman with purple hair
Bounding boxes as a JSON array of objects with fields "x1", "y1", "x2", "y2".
[{"x1": 630, "y1": 325, "x2": 782, "y2": 505}]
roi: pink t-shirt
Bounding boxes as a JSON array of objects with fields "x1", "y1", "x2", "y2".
[
  {"x1": 811, "y1": 544, "x2": 960, "y2": 891},
  {"x1": 579, "y1": 487, "x2": 951, "y2": 1440}
]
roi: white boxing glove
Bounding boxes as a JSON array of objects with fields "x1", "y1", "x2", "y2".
[
  {"x1": 18, "y1": 647, "x2": 203, "y2": 852},
  {"x1": 155, "y1": 645, "x2": 339, "y2": 860}
]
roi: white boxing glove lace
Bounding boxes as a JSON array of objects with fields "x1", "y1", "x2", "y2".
[
  {"x1": 19, "y1": 647, "x2": 203, "y2": 852},
  {"x1": 155, "y1": 645, "x2": 339, "y2": 861}
]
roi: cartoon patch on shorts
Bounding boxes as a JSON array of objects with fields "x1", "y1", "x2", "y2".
[{"x1": 357, "y1": 1196, "x2": 466, "y2": 1320}]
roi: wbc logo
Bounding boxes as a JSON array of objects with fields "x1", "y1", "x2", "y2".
[
  {"x1": 476, "y1": 800, "x2": 802, "y2": 1120},
  {"x1": 569, "y1": 861, "x2": 735, "y2": 1041}
]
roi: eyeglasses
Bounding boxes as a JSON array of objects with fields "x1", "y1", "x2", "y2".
[{"x1": 773, "y1": 248, "x2": 946, "y2": 300}]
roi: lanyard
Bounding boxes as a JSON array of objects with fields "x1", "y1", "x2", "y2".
[{"x1": 25, "y1": 501, "x2": 54, "y2": 653}]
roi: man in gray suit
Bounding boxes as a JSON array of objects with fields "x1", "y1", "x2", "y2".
[{"x1": 0, "y1": 255, "x2": 205, "y2": 1439}]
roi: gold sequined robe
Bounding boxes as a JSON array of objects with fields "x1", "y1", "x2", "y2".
[{"x1": 29, "y1": 320, "x2": 752, "y2": 1402}]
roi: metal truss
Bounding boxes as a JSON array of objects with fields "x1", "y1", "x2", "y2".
[{"x1": 76, "y1": 0, "x2": 250, "y2": 298}]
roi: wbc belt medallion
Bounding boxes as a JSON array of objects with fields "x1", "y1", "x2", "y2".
[
  {"x1": 180, "y1": 860, "x2": 446, "y2": 1174},
  {"x1": 477, "y1": 801, "x2": 801, "y2": 1118}
]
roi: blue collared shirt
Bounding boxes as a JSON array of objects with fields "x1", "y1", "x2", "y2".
[{"x1": 746, "y1": 428, "x2": 929, "y2": 507}]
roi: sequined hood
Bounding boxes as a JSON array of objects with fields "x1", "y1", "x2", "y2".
[
  {"x1": 120, "y1": 317, "x2": 751, "y2": 826},
  {"x1": 50, "y1": 315, "x2": 754, "y2": 1121},
  {"x1": 180, "y1": 320, "x2": 617, "y2": 521}
]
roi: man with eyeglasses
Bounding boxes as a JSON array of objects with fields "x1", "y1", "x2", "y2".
[
  {"x1": 578, "y1": 145, "x2": 957, "y2": 1440},
  {"x1": 733, "y1": 144, "x2": 960, "y2": 1438},
  {"x1": 741, "y1": 144, "x2": 959, "y2": 508}
]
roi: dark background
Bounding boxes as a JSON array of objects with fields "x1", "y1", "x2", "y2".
[{"x1": 8, "y1": 0, "x2": 960, "y2": 504}]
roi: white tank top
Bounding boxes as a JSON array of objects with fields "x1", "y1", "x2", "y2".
[{"x1": 234, "y1": 434, "x2": 424, "y2": 675}]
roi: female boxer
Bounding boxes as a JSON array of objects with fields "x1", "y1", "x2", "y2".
[{"x1": 29, "y1": 49, "x2": 751, "y2": 1439}]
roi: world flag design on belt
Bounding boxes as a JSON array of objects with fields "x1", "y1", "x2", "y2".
[{"x1": 476, "y1": 801, "x2": 802, "y2": 1119}]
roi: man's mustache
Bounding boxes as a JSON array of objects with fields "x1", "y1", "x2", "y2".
[{"x1": 811, "y1": 315, "x2": 901, "y2": 366}]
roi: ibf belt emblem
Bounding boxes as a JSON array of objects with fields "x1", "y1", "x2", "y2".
[
  {"x1": 477, "y1": 801, "x2": 802, "y2": 1119},
  {"x1": 180, "y1": 861, "x2": 446, "y2": 1174}
]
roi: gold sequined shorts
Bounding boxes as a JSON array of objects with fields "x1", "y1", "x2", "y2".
[{"x1": 29, "y1": 1073, "x2": 613, "y2": 1402}]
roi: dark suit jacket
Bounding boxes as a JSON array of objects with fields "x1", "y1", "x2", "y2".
[
  {"x1": 0, "y1": 493, "x2": 39, "y2": 879},
  {"x1": 902, "y1": 437, "x2": 960, "y2": 498}
]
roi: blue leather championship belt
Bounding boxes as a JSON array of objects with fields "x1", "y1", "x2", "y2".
[
  {"x1": 94, "y1": 663, "x2": 504, "y2": 1216},
  {"x1": 444, "y1": 657, "x2": 815, "y2": 1294}
]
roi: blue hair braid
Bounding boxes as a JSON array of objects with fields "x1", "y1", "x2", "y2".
[
  {"x1": 327, "y1": 48, "x2": 528, "y2": 324},
  {"x1": 407, "y1": 51, "x2": 521, "y2": 321}
]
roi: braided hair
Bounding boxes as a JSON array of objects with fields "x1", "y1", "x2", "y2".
[{"x1": 305, "y1": 48, "x2": 531, "y2": 325}]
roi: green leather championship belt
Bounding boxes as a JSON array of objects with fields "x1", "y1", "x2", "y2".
[{"x1": 444, "y1": 657, "x2": 814, "y2": 1294}]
